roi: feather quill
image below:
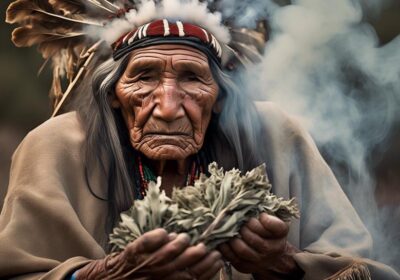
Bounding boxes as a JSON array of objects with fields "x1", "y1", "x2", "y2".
[
  {"x1": 12, "y1": 26, "x2": 85, "y2": 48},
  {"x1": 95, "y1": 0, "x2": 121, "y2": 12}
]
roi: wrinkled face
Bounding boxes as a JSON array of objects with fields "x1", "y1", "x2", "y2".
[{"x1": 114, "y1": 44, "x2": 219, "y2": 160}]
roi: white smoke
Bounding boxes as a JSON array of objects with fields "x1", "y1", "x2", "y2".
[
  {"x1": 226, "y1": 0, "x2": 400, "y2": 270},
  {"x1": 89, "y1": 0, "x2": 230, "y2": 44},
  {"x1": 86, "y1": 0, "x2": 400, "y2": 269},
  {"x1": 217, "y1": 0, "x2": 279, "y2": 28}
]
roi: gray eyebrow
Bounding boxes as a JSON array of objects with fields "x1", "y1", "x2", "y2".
[
  {"x1": 172, "y1": 59, "x2": 210, "y2": 76},
  {"x1": 125, "y1": 57, "x2": 165, "y2": 76}
]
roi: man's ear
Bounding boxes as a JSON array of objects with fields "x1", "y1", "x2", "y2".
[
  {"x1": 212, "y1": 98, "x2": 224, "y2": 114},
  {"x1": 109, "y1": 94, "x2": 121, "y2": 108}
]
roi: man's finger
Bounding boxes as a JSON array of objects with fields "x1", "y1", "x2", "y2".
[
  {"x1": 168, "y1": 232, "x2": 178, "y2": 240},
  {"x1": 246, "y1": 217, "x2": 271, "y2": 238},
  {"x1": 163, "y1": 271, "x2": 192, "y2": 280},
  {"x1": 154, "y1": 243, "x2": 208, "y2": 274},
  {"x1": 259, "y1": 213, "x2": 289, "y2": 238},
  {"x1": 229, "y1": 238, "x2": 260, "y2": 262},
  {"x1": 149, "y1": 233, "x2": 191, "y2": 266},
  {"x1": 190, "y1": 250, "x2": 222, "y2": 277},
  {"x1": 240, "y1": 225, "x2": 269, "y2": 253},
  {"x1": 241, "y1": 225, "x2": 287, "y2": 256},
  {"x1": 218, "y1": 243, "x2": 241, "y2": 265},
  {"x1": 125, "y1": 228, "x2": 169, "y2": 258},
  {"x1": 198, "y1": 259, "x2": 224, "y2": 280}
]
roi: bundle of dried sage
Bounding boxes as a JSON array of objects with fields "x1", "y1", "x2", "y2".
[{"x1": 109, "y1": 162, "x2": 299, "y2": 252}]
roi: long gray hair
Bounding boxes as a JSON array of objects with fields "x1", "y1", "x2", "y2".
[{"x1": 75, "y1": 52, "x2": 264, "y2": 238}]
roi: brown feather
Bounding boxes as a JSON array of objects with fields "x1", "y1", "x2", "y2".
[
  {"x1": 6, "y1": 0, "x2": 52, "y2": 24},
  {"x1": 231, "y1": 28, "x2": 266, "y2": 53},
  {"x1": 38, "y1": 39, "x2": 85, "y2": 60},
  {"x1": 12, "y1": 26, "x2": 85, "y2": 49},
  {"x1": 6, "y1": 0, "x2": 110, "y2": 112},
  {"x1": 48, "y1": 0, "x2": 84, "y2": 14},
  {"x1": 66, "y1": 47, "x2": 77, "y2": 82},
  {"x1": 48, "y1": 0, "x2": 117, "y2": 17},
  {"x1": 6, "y1": 0, "x2": 103, "y2": 26},
  {"x1": 50, "y1": 65, "x2": 64, "y2": 108},
  {"x1": 229, "y1": 41, "x2": 263, "y2": 63},
  {"x1": 95, "y1": 0, "x2": 120, "y2": 12}
]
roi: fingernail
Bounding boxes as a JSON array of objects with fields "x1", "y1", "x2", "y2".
[
  {"x1": 168, "y1": 232, "x2": 178, "y2": 240},
  {"x1": 196, "y1": 243, "x2": 207, "y2": 252},
  {"x1": 213, "y1": 250, "x2": 222, "y2": 259},
  {"x1": 178, "y1": 233, "x2": 191, "y2": 243}
]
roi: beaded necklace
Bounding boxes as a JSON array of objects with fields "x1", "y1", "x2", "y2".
[{"x1": 134, "y1": 153, "x2": 205, "y2": 199}]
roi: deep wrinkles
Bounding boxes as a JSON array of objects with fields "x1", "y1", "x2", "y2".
[{"x1": 115, "y1": 45, "x2": 218, "y2": 160}]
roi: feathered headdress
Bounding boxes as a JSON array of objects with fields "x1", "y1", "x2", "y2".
[{"x1": 6, "y1": 0, "x2": 267, "y2": 117}]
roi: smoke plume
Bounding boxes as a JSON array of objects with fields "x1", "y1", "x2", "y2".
[
  {"x1": 224, "y1": 0, "x2": 400, "y2": 270},
  {"x1": 85, "y1": 0, "x2": 400, "y2": 270}
]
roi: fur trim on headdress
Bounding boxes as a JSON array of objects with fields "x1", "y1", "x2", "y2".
[{"x1": 96, "y1": 0, "x2": 230, "y2": 45}]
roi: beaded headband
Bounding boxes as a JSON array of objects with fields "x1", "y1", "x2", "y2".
[{"x1": 112, "y1": 19, "x2": 223, "y2": 64}]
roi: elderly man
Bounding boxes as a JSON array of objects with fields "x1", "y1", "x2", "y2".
[{"x1": 1, "y1": 16, "x2": 399, "y2": 280}]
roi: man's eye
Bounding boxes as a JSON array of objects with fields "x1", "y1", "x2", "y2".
[
  {"x1": 188, "y1": 76, "x2": 200, "y2": 81},
  {"x1": 182, "y1": 74, "x2": 201, "y2": 82},
  {"x1": 137, "y1": 71, "x2": 158, "y2": 82},
  {"x1": 139, "y1": 75, "x2": 155, "y2": 81}
]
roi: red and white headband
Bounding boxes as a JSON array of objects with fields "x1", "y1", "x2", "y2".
[{"x1": 112, "y1": 19, "x2": 223, "y2": 65}]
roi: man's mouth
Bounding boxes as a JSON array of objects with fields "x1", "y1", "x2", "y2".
[
  {"x1": 143, "y1": 132, "x2": 191, "y2": 137},
  {"x1": 140, "y1": 133, "x2": 194, "y2": 150}
]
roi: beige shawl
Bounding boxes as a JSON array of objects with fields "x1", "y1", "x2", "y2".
[{"x1": 0, "y1": 102, "x2": 398, "y2": 279}]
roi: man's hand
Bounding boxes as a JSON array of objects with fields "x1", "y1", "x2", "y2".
[
  {"x1": 218, "y1": 213, "x2": 303, "y2": 279},
  {"x1": 76, "y1": 228, "x2": 223, "y2": 279}
]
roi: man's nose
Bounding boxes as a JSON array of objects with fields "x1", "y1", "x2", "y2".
[{"x1": 153, "y1": 79, "x2": 185, "y2": 122}]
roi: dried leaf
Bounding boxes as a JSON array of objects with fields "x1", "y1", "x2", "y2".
[{"x1": 109, "y1": 162, "x2": 300, "y2": 252}]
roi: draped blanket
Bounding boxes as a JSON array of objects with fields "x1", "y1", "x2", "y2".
[{"x1": 0, "y1": 103, "x2": 399, "y2": 279}]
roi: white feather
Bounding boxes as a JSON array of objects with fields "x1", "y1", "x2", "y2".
[{"x1": 95, "y1": 0, "x2": 231, "y2": 44}]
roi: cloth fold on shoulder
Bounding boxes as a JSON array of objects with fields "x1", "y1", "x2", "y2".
[{"x1": 294, "y1": 252, "x2": 400, "y2": 280}]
